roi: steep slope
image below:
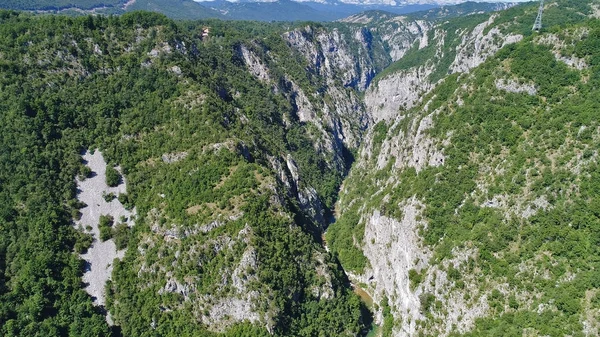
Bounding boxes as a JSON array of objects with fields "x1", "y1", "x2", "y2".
[
  {"x1": 2, "y1": 1, "x2": 599, "y2": 337},
  {"x1": 0, "y1": 8, "x2": 434, "y2": 336},
  {"x1": 328, "y1": 1, "x2": 600, "y2": 335},
  {"x1": 0, "y1": 10, "x2": 373, "y2": 337},
  {"x1": 364, "y1": 0, "x2": 598, "y2": 123}
]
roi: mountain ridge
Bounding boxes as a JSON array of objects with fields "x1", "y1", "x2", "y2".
[{"x1": 0, "y1": 0, "x2": 516, "y2": 21}]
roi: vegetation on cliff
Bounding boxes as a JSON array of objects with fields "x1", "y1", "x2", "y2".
[
  {"x1": 330, "y1": 4, "x2": 600, "y2": 335},
  {"x1": 0, "y1": 10, "x2": 368, "y2": 336}
]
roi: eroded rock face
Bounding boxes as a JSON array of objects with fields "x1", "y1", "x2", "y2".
[
  {"x1": 359, "y1": 202, "x2": 431, "y2": 328},
  {"x1": 495, "y1": 78, "x2": 537, "y2": 96},
  {"x1": 75, "y1": 150, "x2": 136, "y2": 309},
  {"x1": 365, "y1": 15, "x2": 522, "y2": 123},
  {"x1": 365, "y1": 64, "x2": 436, "y2": 123},
  {"x1": 141, "y1": 215, "x2": 271, "y2": 332},
  {"x1": 359, "y1": 208, "x2": 489, "y2": 336},
  {"x1": 384, "y1": 110, "x2": 445, "y2": 172},
  {"x1": 283, "y1": 26, "x2": 378, "y2": 91},
  {"x1": 339, "y1": 13, "x2": 430, "y2": 63},
  {"x1": 535, "y1": 32, "x2": 589, "y2": 70},
  {"x1": 338, "y1": 10, "x2": 543, "y2": 337},
  {"x1": 449, "y1": 16, "x2": 523, "y2": 74},
  {"x1": 376, "y1": 18, "x2": 431, "y2": 62},
  {"x1": 240, "y1": 45, "x2": 271, "y2": 83},
  {"x1": 200, "y1": 243, "x2": 262, "y2": 331},
  {"x1": 203, "y1": 297, "x2": 261, "y2": 329}
]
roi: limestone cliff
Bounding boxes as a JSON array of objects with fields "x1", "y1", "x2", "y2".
[{"x1": 331, "y1": 2, "x2": 600, "y2": 334}]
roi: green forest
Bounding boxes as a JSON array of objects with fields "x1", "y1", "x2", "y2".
[
  {"x1": 0, "y1": 10, "x2": 369, "y2": 337},
  {"x1": 1, "y1": 1, "x2": 600, "y2": 336}
]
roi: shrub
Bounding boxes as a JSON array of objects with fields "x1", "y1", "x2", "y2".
[
  {"x1": 106, "y1": 166, "x2": 121, "y2": 187},
  {"x1": 113, "y1": 223, "x2": 130, "y2": 250}
]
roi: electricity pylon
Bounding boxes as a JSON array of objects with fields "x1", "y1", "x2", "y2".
[{"x1": 533, "y1": 0, "x2": 544, "y2": 31}]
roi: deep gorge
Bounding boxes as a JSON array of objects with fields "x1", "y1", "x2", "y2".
[{"x1": 1, "y1": 1, "x2": 599, "y2": 336}]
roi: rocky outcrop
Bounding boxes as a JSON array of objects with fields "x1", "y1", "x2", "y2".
[
  {"x1": 200, "y1": 243, "x2": 262, "y2": 331},
  {"x1": 240, "y1": 45, "x2": 271, "y2": 83},
  {"x1": 365, "y1": 14, "x2": 522, "y2": 123},
  {"x1": 535, "y1": 32, "x2": 589, "y2": 70},
  {"x1": 495, "y1": 78, "x2": 537, "y2": 95},
  {"x1": 311, "y1": 251, "x2": 335, "y2": 300},
  {"x1": 359, "y1": 202, "x2": 431, "y2": 328},
  {"x1": 346, "y1": 199, "x2": 491, "y2": 337},
  {"x1": 365, "y1": 64, "x2": 435, "y2": 122},
  {"x1": 363, "y1": 26, "x2": 446, "y2": 122},
  {"x1": 161, "y1": 151, "x2": 188, "y2": 163},
  {"x1": 383, "y1": 110, "x2": 445, "y2": 172},
  {"x1": 142, "y1": 213, "x2": 270, "y2": 332},
  {"x1": 283, "y1": 26, "x2": 381, "y2": 91},
  {"x1": 449, "y1": 16, "x2": 523, "y2": 74},
  {"x1": 287, "y1": 78, "x2": 317, "y2": 123},
  {"x1": 375, "y1": 17, "x2": 431, "y2": 62}
]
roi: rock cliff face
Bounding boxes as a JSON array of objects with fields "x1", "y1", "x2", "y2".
[
  {"x1": 238, "y1": 8, "x2": 543, "y2": 333},
  {"x1": 448, "y1": 15, "x2": 523, "y2": 74},
  {"x1": 282, "y1": 25, "x2": 381, "y2": 91},
  {"x1": 365, "y1": 63, "x2": 435, "y2": 122},
  {"x1": 364, "y1": 13, "x2": 524, "y2": 123},
  {"x1": 237, "y1": 18, "x2": 435, "y2": 226},
  {"x1": 331, "y1": 2, "x2": 600, "y2": 334},
  {"x1": 339, "y1": 14, "x2": 431, "y2": 63}
]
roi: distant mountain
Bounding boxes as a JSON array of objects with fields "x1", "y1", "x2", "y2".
[
  {"x1": 0, "y1": 0, "x2": 225, "y2": 19},
  {"x1": 205, "y1": 0, "x2": 439, "y2": 21},
  {"x1": 208, "y1": 0, "x2": 336, "y2": 21},
  {"x1": 126, "y1": 0, "x2": 224, "y2": 20},
  {"x1": 204, "y1": 0, "x2": 471, "y2": 4},
  {"x1": 406, "y1": 0, "x2": 518, "y2": 20},
  {"x1": 302, "y1": 2, "x2": 437, "y2": 17},
  {"x1": 0, "y1": 0, "x2": 517, "y2": 21},
  {"x1": 0, "y1": 0, "x2": 124, "y2": 11}
]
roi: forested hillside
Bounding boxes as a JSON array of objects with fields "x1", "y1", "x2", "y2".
[
  {"x1": 1, "y1": 1, "x2": 600, "y2": 336},
  {"x1": 0, "y1": 0, "x2": 225, "y2": 20},
  {"x1": 0, "y1": 10, "x2": 376, "y2": 336},
  {"x1": 0, "y1": 0, "x2": 123, "y2": 10},
  {"x1": 329, "y1": 0, "x2": 600, "y2": 335}
]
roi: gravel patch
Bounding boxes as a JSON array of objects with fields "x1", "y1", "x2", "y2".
[{"x1": 75, "y1": 150, "x2": 136, "y2": 307}]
